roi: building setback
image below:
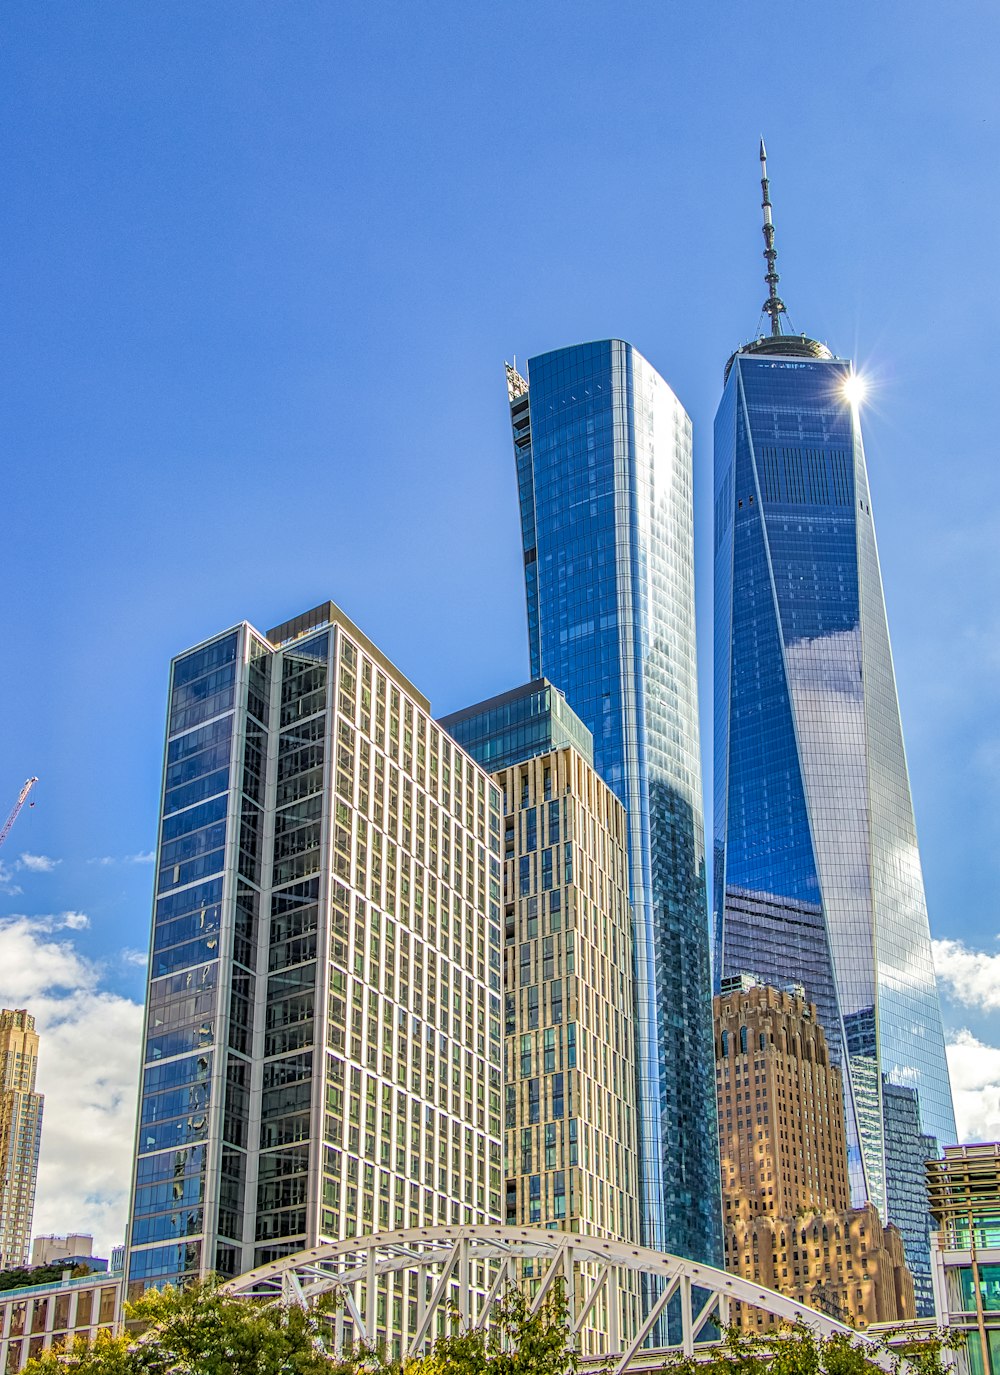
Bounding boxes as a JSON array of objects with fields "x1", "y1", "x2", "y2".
[
  {"x1": 507, "y1": 343, "x2": 719, "y2": 1264},
  {"x1": 715, "y1": 977, "x2": 914, "y2": 1329},
  {"x1": 0, "y1": 1011, "x2": 44, "y2": 1270},
  {"x1": 713, "y1": 145, "x2": 955, "y2": 1311},
  {"x1": 127, "y1": 601, "x2": 503, "y2": 1335}
]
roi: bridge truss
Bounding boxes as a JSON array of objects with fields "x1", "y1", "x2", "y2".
[{"x1": 225, "y1": 1224, "x2": 897, "y2": 1371}]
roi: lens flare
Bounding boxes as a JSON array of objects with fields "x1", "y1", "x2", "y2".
[{"x1": 843, "y1": 372, "x2": 868, "y2": 407}]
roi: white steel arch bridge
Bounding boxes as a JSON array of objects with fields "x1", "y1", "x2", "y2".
[{"x1": 224, "y1": 1224, "x2": 898, "y2": 1371}]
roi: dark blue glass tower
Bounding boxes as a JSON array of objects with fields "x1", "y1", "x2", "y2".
[
  {"x1": 713, "y1": 146, "x2": 956, "y2": 1313},
  {"x1": 507, "y1": 346, "x2": 721, "y2": 1264}
]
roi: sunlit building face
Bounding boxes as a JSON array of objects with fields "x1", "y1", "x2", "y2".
[{"x1": 713, "y1": 342, "x2": 956, "y2": 1316}]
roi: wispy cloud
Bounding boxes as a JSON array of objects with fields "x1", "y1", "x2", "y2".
[
  {"x1": 88, "y1": 852, "x2": 155, "y2": 867},
  {"x1": 933, "y1": 937, "x2": 1000, "y2": 1012},
  {"x1": 17, "y1": 852, "x2": 61, "y2": 873},
  {"x1": 0, "y1": 915, "x2": 141, "y2": 1258},
  {"x1": 59, "y1": 911, "x2": 90, "y2": 931},
  {"x1": 0, "y1": 862, "x2": 22, "y2": 897},
  {"x1": 120, "y1": 948, "x2": 148, "y2": 969}
]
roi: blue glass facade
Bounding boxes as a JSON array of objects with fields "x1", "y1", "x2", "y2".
[
  {"x1": 128, "y1": 624, "x2": 266, "y2": 1293},
  {"x1": 439, "y1": 680, "x2": 593, "y2": 774},
  {"x1": 509, "y1": 343, "x2": 720, "y2": 1263},
  {"x1": 714, "y1": 345, "x2": 956, "y2": 1312}
]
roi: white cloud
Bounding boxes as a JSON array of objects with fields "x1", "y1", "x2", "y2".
[
  {"x1": 120, "y1": 948, "x2": 148, "y2": 969},
  {"x1": 17, "y1": 853, "x2": 60, "y2": 873},
  {"x1": 946, "y1": 1030, "x2": 1000, "y2": 1143},
  {"x1": 0, "y1": 916, "x2": 142, "y2": 1259},
  {"x1": 0, "y1": 862, "x2": 23, "y2": 897},
  {"x1": 58, "y1": 911, "x2": 90, "y2": 931},
  {"x1": 933, "y1": 937, "x2": 1000, "y2": 1012},
  {"x1": 88, "y1": 852, "x2": 155, "y2": 867}
]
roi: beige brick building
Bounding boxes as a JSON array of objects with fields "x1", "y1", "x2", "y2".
[
  {"x1": 715, "y1": 977, "x2": 915, "y2": 1328},
  {"x1": 496, "y1": 743, "x2": 638, "y2": 1243},
  {"x1": 441, "y1": 682, "x2": 639, "y2": 1248},
  {"x1": 0, "y1": 1011, "x2": 44, "y2": 1270}
]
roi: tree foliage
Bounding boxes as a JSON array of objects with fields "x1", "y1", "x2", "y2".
[
  {"x1": 657, "y1": 1320, "x2": 964, "y2": 1375},
  {"x1": 21, "y1": 1280, "x2": 961, "y2": 1375},
  {"x1": 0, "y1": 1263, "x2": 92, "y2": 1293},
  {"x1": 21, "y1": 1280, "x2": 577, "y2": 1375},
  {"x1": 22, "y1": 1281, "x2": 334, "y2": 1375},
  {"x1": 404, "y1": 1283, "x2": 577, "y2": 1375}
]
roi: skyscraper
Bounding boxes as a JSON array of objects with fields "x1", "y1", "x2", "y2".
[
  {"x1": 127, "y1": 601, "x2": 503, "y2": 1312},
  {"x1": 713, "y1": 144, "x2": 956, "y2": 1312},
  {"x1": 441, "y1": 680, "x2": 639, "y2": 1247},
  {"x1": 507, "y1": 347, "x2": 719, "y2": 1263},
  {"x1": 0, "y1": 1009, "x2": 44, "y2": 1270}
]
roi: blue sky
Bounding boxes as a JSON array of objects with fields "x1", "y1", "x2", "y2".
[{"x1": 2, "y1": 1, "x2": 999, "y2": 1251}]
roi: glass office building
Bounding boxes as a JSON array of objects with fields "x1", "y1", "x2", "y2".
[
  {"x1": 126, "y1": 601, "x2": 503, "y2": 1307},
  {"x1": 507, "y1": 345, "x2": 719, "y2": 1263},
  {"x1": 713, "y1": 336, "x2": 956, "y2": 1312},
  {"x1": 441, "y1": 680, "x2": 593, "y2": 774}
]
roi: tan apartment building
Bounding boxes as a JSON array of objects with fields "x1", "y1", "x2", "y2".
[
  {"x1": 441, "y1": 681, "x2": 639, "y2": 1346},
  {"x1": 127, "y1": 601, "x2": 505, "y2": 1354},
  {"x1": 442, "y1": 681, "x2": 639, "y2": 1246},
  {"x1": 715, "y1": 976, "x2": 914, "y2": 1328},
  {"x1": 0, "y1": 1011, "x2": 44, "y2": 1270}
]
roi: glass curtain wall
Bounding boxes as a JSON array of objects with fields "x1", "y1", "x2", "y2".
[
  {"x1": 714, "y1": 349, "x2": 956, "y2": 1313},
  {"x1": 511, "y1": 341, "x2": 719, "y2": 1264}
]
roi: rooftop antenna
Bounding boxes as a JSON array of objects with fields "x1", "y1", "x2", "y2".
[{"x1": 760, "y1": 138, "x2": 786, "y2": 337}]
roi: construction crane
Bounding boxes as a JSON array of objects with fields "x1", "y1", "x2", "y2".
[{"x1": 0, "y1": 778, "x2": 38, "y2": 851}]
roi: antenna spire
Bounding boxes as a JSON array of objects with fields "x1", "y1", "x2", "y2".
[{"x1": 759, "y1": 138, "x2": 786, "y2": 337}]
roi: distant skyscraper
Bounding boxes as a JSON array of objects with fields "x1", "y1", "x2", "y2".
[
  {"x1": 713, "y1": 144, "x2": 956, "y2": 1312},
  {"x1": 0, "y1": 1009, "x2": 44, "y2": 1269},
  {"x1": 442, "y1": 680, "x2": 639, "y2": 1246},
  {"x1": 506, "y1": 346, "x2": 719, "y2": 1263},
  {"x1": 127, "y1": 602, "x2": 503, "y2": 1314}
]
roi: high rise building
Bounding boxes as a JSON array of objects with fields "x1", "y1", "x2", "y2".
[
  {"x1": 441, "y1": 680, "x2": 639, "y2": 1246},
  {"x1": 0, "y1": 1010, "x2": 44, "y2": 1270},
  {"x1": 715, "y1": 977, "x2": 915, "y2": 1329},
  {"x1": 127, "y1": 601, "x2": 503, "y2": 1312},
  {"x1": 713, "y1": 144, "x2": 956, "y2": 1312},
  {"x1": 506, "y1": 344, "x2": 719, "y2": 1263}
]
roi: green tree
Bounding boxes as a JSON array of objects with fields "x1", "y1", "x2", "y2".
[
  {"x1": 404, "y1": 1283, "x2": 577, "y2": 1375},
  {"x1": 656, "y1": 1320, "x2": 963, "y2": 1375},
  {"x1": 21, "y1": 1278, "x2": 579, "y2": 1375},
  {"x1": 22, "y1": 1280, "x2": 336, "y2": 1375}
]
